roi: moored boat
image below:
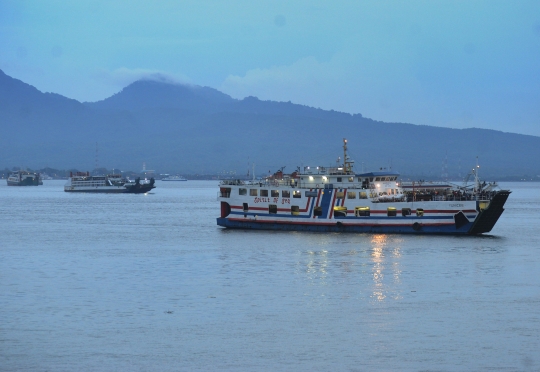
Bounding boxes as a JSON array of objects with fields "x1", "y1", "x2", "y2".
[
  {"x1": 216, "y1": 139, "x2": 510, "y2": 235},
  {"x1": 7, "y1": 171, "x2": 41, "y2": 186},
  {"x1": 64, "y1": 172, "x2": 155, "y2": 193}
]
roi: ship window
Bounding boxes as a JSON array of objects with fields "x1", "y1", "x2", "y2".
[
  {"x1": 243, "y1": 203, "x2": 249, "y2": 212},
  {"x1": 305, "y1": 191, "x2": 318, "y2": 197},
  {"x1": 348, "y1": 177, "x2": 354, "y2": 182},
  {"x1": 347, "y1": 192, "x2": 356, "y2": 199},
  {"x1": 239, "y1": 188, "x2": 247, "y2": 195},
  {"x1": 416, "y1": 208, "x2": 424, "y2": 217},
  {"x1": 314, "y1": 206, "x2": 322, "y2": 216},
  {"x1": 291, "y1": 206, "x2": 300, "y2": 215},
  {"x1": 387, "y1": 207, "x2": 397, "y2": 217},
  {"x1": 250, "y1": 189, "x2": 257, "y2": 196},
  {"x1": 293, "y1": 190, "x2": 301, "y2": 198},
  {"x1": 269, "y1": 204, "x2": 277, "y2": 214},
  {"x1": 370, "y1": 177, "x2": 374, "y2": 182},
  {"x1": 375, "y1": 177, "x2": 381, "y2": 181},
  {"x1": 271, "y1": 190, "x2": 279, "y2": 197},
  {"x1": 337, "y1": 177, "x2": 342, "y2": 182},
  {"x1": 359, "y1": 191, "x2": 367, "y2": 199},
  {"x1": 355, "y1": 207, "x2": 370, "y2": 217},
  {"x1": 358, "y1": 177, "x2": 363, "y2": 182},
  {"x1": 282, "y1": 190, "x2": 290, "y2": 198},
  {"x1": 220, "y1": 187, "x2": 231, "y2": 198},
  {"x1": 402, "y1": 208, "x2": 411, "y2": 216},
  {"x1": 336, "y1": 192, "x2": 344, "y2": 199},
  {"x1": 260, "y1": 190, "x2": 268, "y2": 197}
]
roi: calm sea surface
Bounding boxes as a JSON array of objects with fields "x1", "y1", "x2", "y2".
[{"x1": 1, "y1": 180, "x2": 539, "y2": 371}]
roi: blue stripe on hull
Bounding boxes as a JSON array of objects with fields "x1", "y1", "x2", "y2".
[
  {"x1": 319, "y1": 189, "x2": 333, "y2": 218},
  {"x1": 229, "y1": 211, "x2": 477, "y2": 221},
  {"x1": 216, "y1": 218, "x2": 473, "y2": 235}
]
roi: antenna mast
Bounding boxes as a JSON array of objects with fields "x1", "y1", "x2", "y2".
[
  {"x1": 95, "y1": 142, "x2": 99, "y2": 173},
  {"x1": 343, "y1": 138, "x2": 353, "y2": 173},
  {"x1": 474, "y1": 156, "x2": 480, "y2": 194}
]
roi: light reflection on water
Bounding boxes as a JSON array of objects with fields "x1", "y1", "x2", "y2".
[{"x1": 369, "y1": 234, "x2": 403, "y2": 302}]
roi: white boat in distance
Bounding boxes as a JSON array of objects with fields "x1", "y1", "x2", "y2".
[
  {"x1": 64, "y1": 172, "x2": 155, "y2": 193},
  {"x1": 7, "y1": 170, "x2": 42, "y2": 186},
  {"x1": 162, "y1": 175, "x2": 187, "y2": 181}
]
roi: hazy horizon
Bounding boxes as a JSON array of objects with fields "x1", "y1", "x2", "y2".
[{"x1": 1, "y1": 0, "x2": 540, "y2": 136}]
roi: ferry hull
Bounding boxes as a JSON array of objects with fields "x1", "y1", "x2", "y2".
[
  {"x1": 217, "y1": 217, "x2": 475, "y2": 234},
  {"x1": 64, "y1": 186, "x2": 154, "y2": 194},
  {"x1": 7, "y1": 180, "x2": 40, "y2": 186},
  {"x1": 217, "y1": 190, "x2": 510, "y2": 236}
]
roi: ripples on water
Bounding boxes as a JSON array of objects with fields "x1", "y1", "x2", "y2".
[{"x1": 1, "y1": 181, "x2": 539, "y2": 371}]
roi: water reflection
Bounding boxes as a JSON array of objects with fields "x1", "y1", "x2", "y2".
[
  {"x1": 304, "y1": 249, "x2": 329, "y2": 284},
  {"x1": 369, "y1": 234, "x2": 402, "y2": 302},
  {"x1": 296, "y1": 234, "x2": 404, "y2": 302}
]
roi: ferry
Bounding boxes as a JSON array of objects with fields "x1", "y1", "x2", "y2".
[
  {"x1": 64, "y1": 172, "x2": 155, "y2": 193},
  {"x1": 216, "y1": 139, "x2": 510, "y2": 235},
  {"x1": 7, "y1": 171, "x2": 41, "y2": 186}
]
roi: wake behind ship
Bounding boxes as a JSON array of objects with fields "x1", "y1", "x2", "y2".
[
  {"x1": 64, "y1": 172, "x2": 155, "y2": 193},
  {"x1": 217, "y1": 139, "x2": 510, "y2": 235}
]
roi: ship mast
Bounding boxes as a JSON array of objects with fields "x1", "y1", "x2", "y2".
[
  {"x1": 474, "y1": 156, "x2": 480, "y2": 195},
  {"x1": 343, "y1": 138, "x2": 353, "y2": 174}
]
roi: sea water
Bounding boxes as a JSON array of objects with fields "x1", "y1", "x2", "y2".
[{"x1": 1, "y1": 180, "x2": 539, "y2": 371}]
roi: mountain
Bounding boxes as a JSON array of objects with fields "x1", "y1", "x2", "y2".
[
  {"x1": 1, "y1": 69, "x2": 539, "y2": 179},
  {"x1": 86, "y1": 80, "x2": 236, "y2": 112}
]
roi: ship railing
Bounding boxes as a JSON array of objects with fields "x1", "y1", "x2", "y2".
[
  {"x1": 221, "y1": 180, "x2": 379, "y2": 189},
  {"x1": 294, "y1": 182, "x2": 375, "y2": 190},
  {"x1": 219, "y1": 179, "x2": 246, "y2": 186},
  {"x1": 404, "y1": 192, "x2": 499, "y2": 202}
]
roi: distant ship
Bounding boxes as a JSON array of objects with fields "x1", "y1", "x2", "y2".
[
  {"x1": 7, "y1": 171, "x2": 42, "y2": 186},
  {"x1": 217, "y1": 139, "x2": 510, "y2": 235},
  {"x1": 64, "y1": 172, "x2": 155, "y2": 193},
  {"x1": 162, "y1": 175, "x2": 188, "y2": 181}
]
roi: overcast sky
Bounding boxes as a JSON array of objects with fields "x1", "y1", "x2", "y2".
[{"x1": 1, "y1": 0, "x2": 539, "y2": 136}]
